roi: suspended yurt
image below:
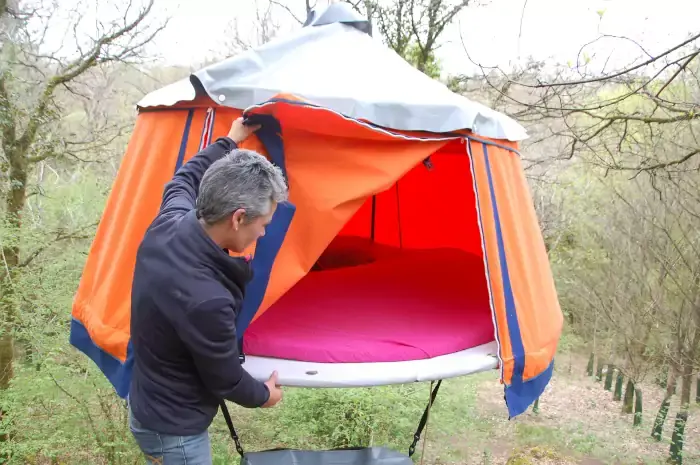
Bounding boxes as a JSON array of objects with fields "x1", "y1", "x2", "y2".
[{"x1": 70, "y1": 1, "x2": 563, "y2": 445}]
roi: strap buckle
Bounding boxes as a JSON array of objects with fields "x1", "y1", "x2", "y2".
[{"x1": 220, "y1": 401, "x2": 245, "y2": 457}]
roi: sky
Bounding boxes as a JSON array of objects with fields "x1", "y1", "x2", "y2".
[
  {"x1": 142, "y1": 0, "x2": 699, "y2": 77},
  {"x1": 31, "y1": 0, "x2": 698, "y2": 80}
]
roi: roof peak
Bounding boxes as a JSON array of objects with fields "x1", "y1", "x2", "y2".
[{"x1": 303, "y1": 2, "x2": 372, "y2": 35}]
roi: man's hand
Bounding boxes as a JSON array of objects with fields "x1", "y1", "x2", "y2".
[
  {"x1": 261, "y1": 371, "x2": 283, "y2": 408},
  {"x1": 228, "y1": 117, "x2": 261, "y2": 144}
]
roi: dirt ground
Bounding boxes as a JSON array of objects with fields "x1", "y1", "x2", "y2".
[{"x1": 418, "y1": 355, "x2": 699, "y2": 465}]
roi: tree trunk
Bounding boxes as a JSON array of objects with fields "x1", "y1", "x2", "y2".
[
  {"x1": 633, "y1": 387, "x2": 643, "y2": 426},
  {"x1": 0, "y1": 332, "x2": 13, "y2": 389},
  {"x1": 614, "y1": 371, "x2": 624, "y2": 401},
  {"x1": 669, "y1": 411, "x2": 688, "y2": 465},
  {"x1": 653, "y1": 398, "x2": 671, "y2": 441},
  {"x1": 604, "y1": 365, "x2": 615, "y2": 391},
  {"x1": 595, "y1": 358, "x2": 604, "y2": 382},
  {"x1": 0, "y1": 144, "x2": 28, "y2": 390},
  {"x1": 669, "y1": 369, "x2": 692, "y2": 464},
  {"x1": 622, "y1": 380, "x2": 635, "y2": 414},
  {"x1": 669, "y1": 332, "x2": 698, "y2": 464},
  {"x1": 652, "y1": 365, "x2": 678, "y2": 440},
  {"x1": 586, "y1": 352, "x2": 594, "y2": 376}
]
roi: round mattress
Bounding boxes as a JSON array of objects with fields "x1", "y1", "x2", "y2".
[{"x1": 243, "y1": 245, "x2": 495, "y2": 364}]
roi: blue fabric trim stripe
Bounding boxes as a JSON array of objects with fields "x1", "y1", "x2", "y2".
[
  {"x1": 174, "y1": 109, "x2": 195, "y2": 171},
  {"x1": 69, "y1": 318, "x2": 133, "y2": 398},
  {"x1": 484, "y1": 141, "x2": 556, "y2": 416},
  {"x1": 235, "y1": 114, "x2": 296, "y2": 343},
  {"x1": 69, "y1": 111, "x2": 197, "y2": 398},
  {"x1": 505, "y1": 360, "x2": 554, "y2": 417},
  {"x1": 465, "y1": 142, "x2": 504, "y2": 382},
  {"x1": 482, "y1": 143, "x2": 529, "y2": 410},
  {"x1": 482, "y1": 141, "x2": 552, "y2": 417}
]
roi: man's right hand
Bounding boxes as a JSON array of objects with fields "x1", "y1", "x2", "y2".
[
  {"x1": 228, "y1": 117, "x2": 261, "y2": 144},
  {"x1": 261, "y1": 371, "x2": 283, "y2": 408}
]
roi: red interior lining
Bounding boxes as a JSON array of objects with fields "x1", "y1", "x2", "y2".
[
  {"x1": 244, "y1": 241, "x2": 494, "y2": 363},
  {"x1": 338, "y1": 148, "x2": 483, "y2": 256},
  {"x1": 243, "y1": 147, "x2": 494, "y2": 363}
]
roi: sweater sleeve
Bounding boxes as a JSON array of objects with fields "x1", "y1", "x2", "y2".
[
  {"x1": 159, "y1": 137, "x2": 237, "y2": 216},
  {"x1": 177, "y1": 297, "x2": 270, "y2": 408}
]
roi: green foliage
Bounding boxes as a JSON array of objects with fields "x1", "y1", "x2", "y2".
[
  {"x1": 1, "y1": 362, "x2": 139, "y2": 464},
  {"x1": 505, "y1": 446, "x2": 562, "y2": 465},
  {"x1": 513, "y1": 423, "x2": 603, "y2": 457},
  {"x1": 273, "y1": 385, "x2": 424, "y2": 450},
  {"x1": 403, "y1": 43, "x2": 441, "y2": 79},
  {"x1": 656, "y1": 366, "x2": 669, "y2": 389}
]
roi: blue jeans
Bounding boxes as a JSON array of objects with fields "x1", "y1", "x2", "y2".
[{"x1": 128, "y1": 403, "x2": 212, "y2": 465}]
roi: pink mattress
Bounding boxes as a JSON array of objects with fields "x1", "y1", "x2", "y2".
[{"x1": 243, "y1": 246, "x2": 495, "y2": 363}]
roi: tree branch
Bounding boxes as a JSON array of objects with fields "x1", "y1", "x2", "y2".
[
  {"x1": 17, "y1": 0, "x2": 157, "y2": 153},
  {"x1": 20, "y1": 222, "x2": 99, "y2": 268},
  {"x1": 575, "y1": 109, "x2": 700, "y2": 125},
  {"x1": 519, "y1": 31, "x2": 700, "y2": 89},
  {"x1": 656, "y1": 51, "x2": 699, "y2": 97},
  {"x1": 270, "y1": 0, "x2": 304, "y2": 24},
  {"x1": 0, "y1": 73, "x2": 16, "y2": 148}
]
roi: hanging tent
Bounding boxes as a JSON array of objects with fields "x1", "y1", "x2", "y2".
[{"x1": 70, "y1": 3, "x2": 562, "y2": 421}]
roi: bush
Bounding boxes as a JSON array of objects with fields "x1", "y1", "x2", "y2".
[
  {"x1": 1, "y1": 361, "x2": 140, "y2": 464},
  {"x1": 273, "y1": 385, "x2": 425, "y2": 450}
]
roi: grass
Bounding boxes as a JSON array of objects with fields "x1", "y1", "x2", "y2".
[{"x1": 3, "y1": 343, "x2": 699, "y2": 464}]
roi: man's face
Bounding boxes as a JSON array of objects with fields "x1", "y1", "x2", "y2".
[{"x1": 227, "y1": 201, "x2": 277, "y2": 253}]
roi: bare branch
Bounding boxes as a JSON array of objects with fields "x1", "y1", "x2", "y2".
[
  {"x1": 20, "y1": 222, "x2": 98, "y2": 268},
  {"x1": 270, "y1": 0, "x2": 304, "y2": 24},
  {"x1": 656, "y1": 51, "x2": 699, "y2": 97},
  {"x1": 18, "y1": 0, "x2": 159, "y2": 153},
  {"x1": 519, "y1": 32, "x2": 700, "y2": 89}
]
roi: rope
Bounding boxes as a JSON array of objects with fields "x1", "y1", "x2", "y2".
[
  {"x1": 408, "y1": 380, "x2": 442, "y2": 458},
  {"x1": 419, "y1": 381, "x2": 434, "y2": 465}
]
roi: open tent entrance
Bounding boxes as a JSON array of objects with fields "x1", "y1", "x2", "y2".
[{"x1": 243, "y1": 139, "x2": 497, "y2": 378}]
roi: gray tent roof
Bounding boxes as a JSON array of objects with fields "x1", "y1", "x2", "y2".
[{"x1": 138, "y1": 3, "x2": 527, "y2": 141}]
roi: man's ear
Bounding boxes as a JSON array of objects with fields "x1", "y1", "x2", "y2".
[{"x1": 231, "y1": 209, "x2": 246, "y2": 230}]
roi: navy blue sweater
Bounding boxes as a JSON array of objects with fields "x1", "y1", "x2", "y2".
[{"x1": 129, "y1": 137, "x2": 270, "y2": 436}]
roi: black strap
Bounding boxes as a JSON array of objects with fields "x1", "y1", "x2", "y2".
[
  {"x1": 408, "y1": 380, "x2": 442, "y2": 457},
  {"x1": 220, "y1": 401, "x2": 244, "y2": 457}
]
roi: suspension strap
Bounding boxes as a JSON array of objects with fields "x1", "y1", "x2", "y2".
[
  {"x1": 220, "y1": 401, "x2": 244, "y2": 457},
  {"x1": 408, "y1": 380, "x2": 442, "y2": 457}
]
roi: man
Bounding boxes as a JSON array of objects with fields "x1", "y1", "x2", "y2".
[{"x1": 127, "y1": 117, "x2": 286, "y2": 464}]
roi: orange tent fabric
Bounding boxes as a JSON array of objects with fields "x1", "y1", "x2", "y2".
[{"x1": 70, "y1": 93, "x2": 562, "y2": 418}]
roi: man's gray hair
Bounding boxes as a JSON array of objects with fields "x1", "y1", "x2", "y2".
[{"x1": 196, "y1": 149, "x2": 288, "y2": 225}]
